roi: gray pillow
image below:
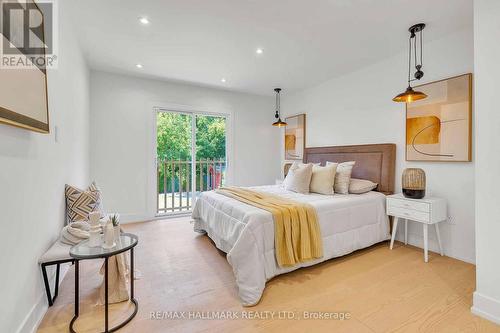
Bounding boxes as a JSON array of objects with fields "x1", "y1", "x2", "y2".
[{"x1": 349, "y1": 178, "x2": 378, "y2": 194}]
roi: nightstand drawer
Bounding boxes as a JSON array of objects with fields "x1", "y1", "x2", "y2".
[
  {"x1": 387, "y1": 198, "x2": 430, "y2": 213},
  {"x1": 387, "y1": 206, "x2": 430, "y2": 223}
]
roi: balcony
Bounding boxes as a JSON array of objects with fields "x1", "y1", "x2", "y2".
[{"x1": 157, "y1": 159, "x2": 226, "y2": 214}]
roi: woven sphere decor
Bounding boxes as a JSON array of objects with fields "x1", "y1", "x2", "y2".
[{"x1": 402, "y1": 168, "x2": 426, "y2": 199}]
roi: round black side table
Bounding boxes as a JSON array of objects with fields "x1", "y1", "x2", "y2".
[{"x1": 69, "y1": 233, "x2": 139, "y2": 333}]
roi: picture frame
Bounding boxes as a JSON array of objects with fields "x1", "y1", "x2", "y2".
[
  {"x1": 284, "y1": 114, "x2": 306, "y2": 161},
  {"x1": 0, "y1": 0, "x2": 50, "y2": 133},
  {"x1": 406, "y1": 73, "x2": 472, "y2": 162}
]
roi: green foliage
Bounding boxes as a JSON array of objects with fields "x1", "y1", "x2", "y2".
[
  {"x1": 157, "y1": 112, "x2": 191, "y2": 160},
  {"x1": 196, "y1": 115, "x2": 226, "y2": 160},
  {"x1": 110, "y1": 214, "x2": 120, "y2": 226},
  {"x1": 156, "y1": 112, "x2": 226, "y2": 193}
]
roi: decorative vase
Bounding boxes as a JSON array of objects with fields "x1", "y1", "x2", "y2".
[
  {"x1": 88, "y1": 211, "x2": 102, "y2": 247},
  {"x1": 402, "y1": 168, "x2": 426, "y2": 199},
  {"x1": 113, "y1": 225, "x2": 121, "y2": 242},
  {"x1": 88, "y1": 229, "x2": 101, "y2": 247},
  {"x1": 102, "y1": 221, "x2": 116, "y2": 249}
]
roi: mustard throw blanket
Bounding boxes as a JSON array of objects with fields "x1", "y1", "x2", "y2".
[{"x1": 216, "y1": 187, "x2": 323, "y2": 267}]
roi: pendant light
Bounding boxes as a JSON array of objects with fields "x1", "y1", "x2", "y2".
[
  {"x1": 393, "y1": 23, "x2": 427, "y2": 103},
  {"x1": 272, "y1": 88, "x2": 287, "y2": 127}
]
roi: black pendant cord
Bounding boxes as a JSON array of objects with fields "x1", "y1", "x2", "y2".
[
  {"x1": 419, "y1": 28, "x2": 423, "y2": 68},
  {"x1": 408, "y1": 33, "x2": 423, "y2": 83},
  {"x1": 276, "y1": 90, "x2": 281, "y2": 118},
  {"x1": 274, "y1": 90, "x2": 279, "y2": 119},
  {"x1": 407, "y1": 36, "x2": 412, "y2": 86},
  {"x1": 413, "y1": 28, "x2": 424, "y2": 79},
  {"x1": 414, "y1": 33, "x2": 418, "y2": 71},
  {"x1": 407, "y1": 24, "x2": 425, "y2": 83},
  {"x1": 272, "y1": 88, "x2": 285, "y2": 125}
]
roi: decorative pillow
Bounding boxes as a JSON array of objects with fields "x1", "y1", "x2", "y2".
[
  {"x1": 65, "y1": 182, "x2": 104, "y2": 223},
  {"x1": 88, "y1": 182, "x2": 105, "y2": 216},
  {"x1": 327, "y1": 161, "x2": 355, "y2": 194},
  {"x1": 349, "y1": 178, "x2": 378, "y2": 194},
  {"x1": 310, "y1": 164, "x2": 337, "y2": 195},
  {"x1": 283, "y1": 163, "x2": 313, "y2": 194}
]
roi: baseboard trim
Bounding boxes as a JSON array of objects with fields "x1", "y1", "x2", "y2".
[
  {"x1": 120, "y1": 212, "x2": 192, "y2": 224},
  {"x1": 16, "y1": 264, "x2": 70, "y2": 333},
  {"x1": 471, "y1": 291, "x2": 500, "y2": 325},
  {"x1": 15, "y1": 293, "x2": 47, "y2": 333},
  {"x1": 119, "y1": 213, "x2": 153, "y2": 224},
  {"x1": 395, "y1": 230, "x2": 475, "y2": 264}
]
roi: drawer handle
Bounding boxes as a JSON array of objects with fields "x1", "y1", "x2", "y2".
[{"x1": 404, "y1": 212, "x2": 410, "y2": 216}]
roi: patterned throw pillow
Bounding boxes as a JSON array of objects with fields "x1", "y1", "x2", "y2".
[
  {"x1": 65, "y1": 182, "x2": 105, "y2": 223},
  {"x1": 88, "y1": 182, "x2": 105, "y2": 216}
]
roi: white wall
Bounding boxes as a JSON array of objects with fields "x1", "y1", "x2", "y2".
[
  {"x1": 282, "y1": 27, "x2": 475, "y2": 263},
  {"x1": 471, "y1": 0, "x2": 500, "y2": 324},
  {"x1": 89, "y1": 71, "x2": 281, "y2": 222},
  {"x1": 0, "y1": 1, "x2": 90, "y2": 332}
]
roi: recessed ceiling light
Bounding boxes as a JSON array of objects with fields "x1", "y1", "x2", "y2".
[
  {"x1": 135, "y1": 63, "x2": 143, "y2": 69},
  {"x1": 138, "y1": 17, "x2": 150, "y2": 25},
  {"x1": 256, "y1": 48, "x2": 264, "y2": 55},
  {"x1": 221, "y1": 78, "x2": 227, "y2": 83}
]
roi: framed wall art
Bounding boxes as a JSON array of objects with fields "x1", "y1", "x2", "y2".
[
  {"x1": 284, "y1": 114, "x2": 305, "y2": 160},
  {"x1": 406, "y1": 73, "x2": 472, "y2": 162},
  {"x1": 0, "y1": 0, "x2": 50, "y2": 133}
]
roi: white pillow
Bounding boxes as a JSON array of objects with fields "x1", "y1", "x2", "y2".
[
  {"x1": 327, "y1": 161, "x2": 355, "y2": 194},
  {"x1": 283, "y1": 163, "x2": 313, "y2": 194},
  {"x1": 349, "y1": 178, "x2": 378, "y2": 194},
  {"x1": 310, "y1": 164, "x2": 337, "y2": 195}
]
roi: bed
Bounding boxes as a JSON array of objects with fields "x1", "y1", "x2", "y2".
[{"x1": 192, "y1": 143, "x2": 396, "y2": 306}]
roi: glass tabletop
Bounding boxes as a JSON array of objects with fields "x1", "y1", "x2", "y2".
[{"x1": 70, "y1": 233, "x2": 138, "y2": 259}]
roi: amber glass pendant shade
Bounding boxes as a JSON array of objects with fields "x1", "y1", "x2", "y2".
[
  {"x1": 402, "y1": 168, "x2": 426, "y2": 199},
  {"x1": 393, "y1": 86, "x2": 427, "y2": 103},
  {"x1": 272, "y1": 119, "x2": 287, "y2": 127}
]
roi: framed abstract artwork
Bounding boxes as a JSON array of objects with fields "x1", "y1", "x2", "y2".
[
  {"x1": 284, "y1": 114, "x2": 306, "y2": 160},
  {"x1": 0, "y1": 0, "x2": 49, "y2": 133},
  {"x1": 406, "y1": 73, "x2": 472, "y2": 162}
]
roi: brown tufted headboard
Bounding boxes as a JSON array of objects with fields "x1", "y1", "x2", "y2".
[{"x1": 304, "y1": 143, "x2": 396, "y2": 195}]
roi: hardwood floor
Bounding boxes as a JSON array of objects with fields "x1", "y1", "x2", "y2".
[{"x1": 38, "y1": 217, "x2": 500, "y2": 333}]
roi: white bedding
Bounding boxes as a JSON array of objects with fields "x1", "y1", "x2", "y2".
[{"x1": 191, "y1": 185, "x2": 390, "y2": 306}]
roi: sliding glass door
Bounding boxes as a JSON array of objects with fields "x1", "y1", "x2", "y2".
[{"x1": 156, "y1": 109, "x2": 227, "y2": 214}]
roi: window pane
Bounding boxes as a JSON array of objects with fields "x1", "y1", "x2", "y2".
[
  {"x1": 195, "y1": 115, "x2": 226, "y2": 192},
  {"x1": 156, "y1": 112, "x2": 192, "y2": 213}
]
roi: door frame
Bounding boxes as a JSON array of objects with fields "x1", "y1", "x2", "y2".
[{"x1": 150, "y1": 102, "x2": 233, "y2": 217}]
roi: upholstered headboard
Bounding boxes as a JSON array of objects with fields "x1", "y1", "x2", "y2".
[{"x1": 304, "y1": 143, "x2": 396, "y2": 195}]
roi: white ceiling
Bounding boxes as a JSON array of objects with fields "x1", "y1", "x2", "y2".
[{"x1": 69, "y1": 0, "x2": 472, "y2": 96}]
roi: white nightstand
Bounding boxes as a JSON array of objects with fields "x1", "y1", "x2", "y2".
[{"x1": 386, "y1": 193, "x2": 447, "y2": 262}]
